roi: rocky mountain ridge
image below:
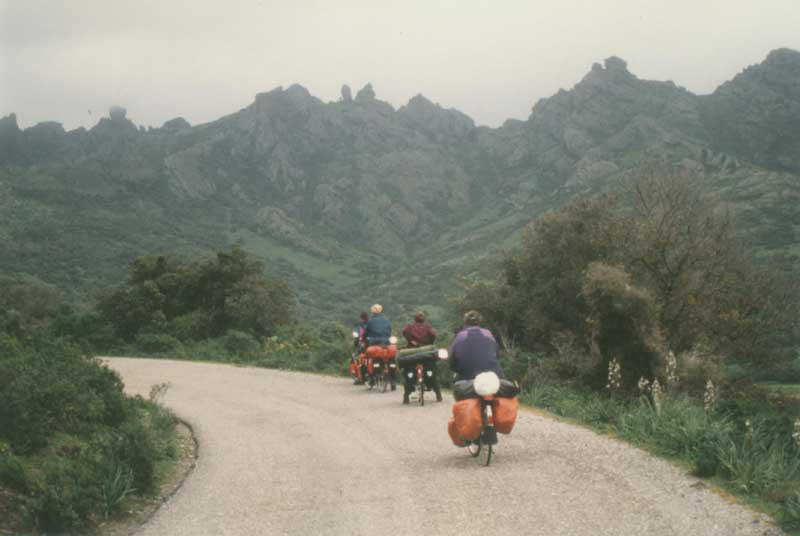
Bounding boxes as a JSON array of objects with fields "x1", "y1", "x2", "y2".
[{"x1": 1, "y1": 49, "x2": 798, "y2": 318}]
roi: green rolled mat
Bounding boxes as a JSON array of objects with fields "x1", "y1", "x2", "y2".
[{"x1": 396, "y1": 345, "x2": 435, "y2": 357}]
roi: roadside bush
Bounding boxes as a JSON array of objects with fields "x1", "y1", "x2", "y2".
[
  {"x1": 0, "y1": 339, "x2": 128, "y2": 453},
  {"x1": 783, "y1": 492, "x2": 800, "y2": 529},
  {"x1": 0, "y1": 336, "x2": 178, "y2": 533},
  {"x1": 116, "y1": 417, "x2": 157, "y2": 493},
  {"x1": 582, "y1": 262, "x2": 663, "y2": 389},
  {"x1": 222, "y1": 330, "x2": 261, "y2": 357},
  {"x1": 98, "y1": 246, "x2": 294, "y2": 343},
  {"x1": 169, "y1": 311, "x2": 210, "y2": 342},
  {"x1": 134, "y1": 333, "x2": 183, "y2": 355},
  {"x1": 715, "y1": 419, "x2": 800, "y2": 497},
  {"x1": 33, "y1": 456, "x2": 99, "y2": 533}
]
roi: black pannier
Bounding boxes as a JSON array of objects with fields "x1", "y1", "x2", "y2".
[
  {"x1": 453, "y1": 378, "x2": 520, "y2": 401},
  {"x1": 396, "y1": 347, "x2": 438, "y2": 368}
]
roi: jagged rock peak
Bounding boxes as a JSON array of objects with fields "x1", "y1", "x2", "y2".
[
  {"x1": 406, "y1": 94, "x2": 435, "y2": 107},
  {"x1": 764, "y1": 47, "x2": 800, "y2": 65},
  {"x1": 286, "y1": 83, "x2": 311, "y2": 98},
  {"x1": 355, "y1": 83, "x2": 376, "y2": 102},
  {"x1": 28, "y1": 121, "x2": 65, "y2": 135},
  {"x1": 162, "y1": 117, "x2": 191, "y2": 130},
  {"x1": 109, "y1": 105, "x2": 127, "y2": 121},
  {"x1": 341, "y1": 84, "x2": 353, "y2": 103},
  {"x1": 0, "y1": 113, "x2": 20, "y2": 132},
  {"x1": 252, "y1": 84, "x2": 320, "y2": 113},
  {"x1": 580, "y1": 56, "x2": 636, "y2": 88},
  {"x1": 604, "y1": 56, "x2": 628, "y2": 71}
]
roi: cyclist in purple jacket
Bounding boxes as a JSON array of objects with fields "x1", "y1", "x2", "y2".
[{"x1": 449, "y1": 310, "x2": 505, "y2": 381}]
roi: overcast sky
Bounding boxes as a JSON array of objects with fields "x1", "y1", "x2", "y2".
[{"x1": 2, "y1": 0, "x2": 799, "y2": 131}]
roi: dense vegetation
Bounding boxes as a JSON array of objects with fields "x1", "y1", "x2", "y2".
[
  {"x1": 95, "y1": 245, "x2": 294, "y2": 348},
  {"x1": 461, "y1": 172, "x2": 799, "y2": 385},
  {"x1": 460, "y1": 173, "x2": 800, "y2": 528},
  {"x1": 0, "y1": 246, "x2": 297, "y2": 533},
  {"x1": 0, "y1": 336, "x2": 177, "y2": 532}
]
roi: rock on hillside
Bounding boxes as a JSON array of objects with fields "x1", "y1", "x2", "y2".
[{"x1": 700, "y1": 48, "x2": 800, "y2": 172}]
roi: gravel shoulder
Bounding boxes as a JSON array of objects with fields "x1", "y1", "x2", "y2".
[{"x1": 107, "y1": 358, "x2": 784, "y2": 536}]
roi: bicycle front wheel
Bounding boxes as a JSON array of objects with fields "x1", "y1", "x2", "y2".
[{"x1": 417, "y1": 382, "x2": 425, "y2": 406}]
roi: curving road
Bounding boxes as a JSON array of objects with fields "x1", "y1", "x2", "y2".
[{"x1": 108, "y1": 358, "x2": 782, "y2": 536}]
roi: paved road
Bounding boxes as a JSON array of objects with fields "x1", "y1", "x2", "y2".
[{"x1": 108, "y1": 358, "x2": 782, "y2": 536}]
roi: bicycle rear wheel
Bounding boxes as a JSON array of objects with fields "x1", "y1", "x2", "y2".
[
  {"x1": 378, "y1": 371, "x2": 388, "y2": 392},
  {"x1": 478, "y1": 442, "x2": 492, "y2": 466},
  {"x1": 417, "y1": 382, "x2": 425, "y2": 406}
]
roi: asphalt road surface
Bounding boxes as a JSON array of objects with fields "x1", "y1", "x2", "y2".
[{"x1": 108, "y1": 358, "x2": 783, "y2": 536}]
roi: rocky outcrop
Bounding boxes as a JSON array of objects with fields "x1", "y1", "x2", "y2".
[
  {"x1": 397, "y1": 94, "x2": 475, "y2": 143},
  {"x1": 162, "y1": 117, "x2": 191, "y2": 130},
  {"x1": 700, "y1": 48, "x2": 800, "y2": 171},
  {"x1": 340, "y1": 84, "x2": 353, "y2": 103}
]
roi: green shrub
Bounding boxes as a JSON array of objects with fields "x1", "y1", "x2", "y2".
[
  {"x1": 782, "y1": 492, "x2": 800, "y2": 529},
  {"x1": 134, "y1": 333, "x2": 183, "y2": 355},
  {"x1": 582, "y1": 262, "x2": 663, "y2": 389},
  {"x1": 169, "y1": 311, "x2": 210, "y2": 342},
  {"x1": 715, "y1": 419, "x2": 800, "y2": 496},
  {"x1": 0, "y1": 339, "x2": 128, "y2": 453},
  {"x1": 32, "y1": 456, "x2": 100, "y2": 533},
  {"x1": 0, "y1": 448, "x2": 29, "y2": 491},
  {"x1": 222, "y1": 330, "x2": 261, "y2": 357},
  {"x1": 117, "y1": 417, "x2": 157, "y2": 494},
  {"x1": 0, "y1": 335, "x2": 178, "y2": 532},
  {"x1": 98, "y1": 464, "x2": 136, "y2": 518}
]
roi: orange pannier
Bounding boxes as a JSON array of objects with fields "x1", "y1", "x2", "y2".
[
  {"x1": 493, "y1": 396, "x2": 519, "y2": 434},
  {"x1": 365, "y1": 345, "x2": 385, "y2": 359},
  {"x1": 452, "y1": 398, "x2": 482, "y2": 441},
  {"x1": 448, "y1": 418, "x2": 468, "y2": 447},
  {"x1": 365, "y1": 345, "x2": 398, "y2": 361}
]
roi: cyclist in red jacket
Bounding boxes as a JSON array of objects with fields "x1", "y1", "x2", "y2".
[{"x1": 401, "y1": 312, "x2": 442, "y2": 403}]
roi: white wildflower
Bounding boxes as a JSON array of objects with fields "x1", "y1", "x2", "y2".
[
  {"x1": 637, "y1": 376, "x2": 651, "y2": 394},
  {"x1": 606, "y1": 358, "x2": 622, "y2": 393},
  {"x1": 651, "y1": 379, "x2": 663, "y2": 415},
  {"x1": 703, "y1": 380, "x2": 717, "y2": 414},
  {"x1": 793, "y1": 418, "x2": 800, "y2": 450},
  {"x1": 744, "y1": 418, "x2": 754, "y2": 448},
  {"x1": 665, "y1": 351, "x2": 679, "y2": 390}
]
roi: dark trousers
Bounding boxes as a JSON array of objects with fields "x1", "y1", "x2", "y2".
[{"x1": 402, "y1": 365, "x2": 441, "y2": 396}]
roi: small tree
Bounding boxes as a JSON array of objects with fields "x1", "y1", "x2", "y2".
[{"x1": 582, "y1": 262, "x2": 662, "y2": 389}]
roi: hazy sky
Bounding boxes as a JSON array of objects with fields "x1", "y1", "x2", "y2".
[{"x1": 2, "y1": 0, "x2": 799, "y2": 130}]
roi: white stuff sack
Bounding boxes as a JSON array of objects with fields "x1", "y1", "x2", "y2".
[{"x1": 474, "y1": 371, "x2": 500, "y2": 396}]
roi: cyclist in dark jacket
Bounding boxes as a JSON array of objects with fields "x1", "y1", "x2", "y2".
[
  {"x1": 449, "y1": 310, "x2": 504, "y2": 381},
  {"x1": 401, "y1": 312, "x2": 442, "y2": 404},
  {"x1": 364, "y1": 304, "x2": 392, "y2": 345},
  {"x1": 364, "y1": 304, "x2": 396, "y2": 390}
]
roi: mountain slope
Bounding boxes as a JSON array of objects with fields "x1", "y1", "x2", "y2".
[{"x1": 1, "y1": 50, "x2": 798, "y2": 320}]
